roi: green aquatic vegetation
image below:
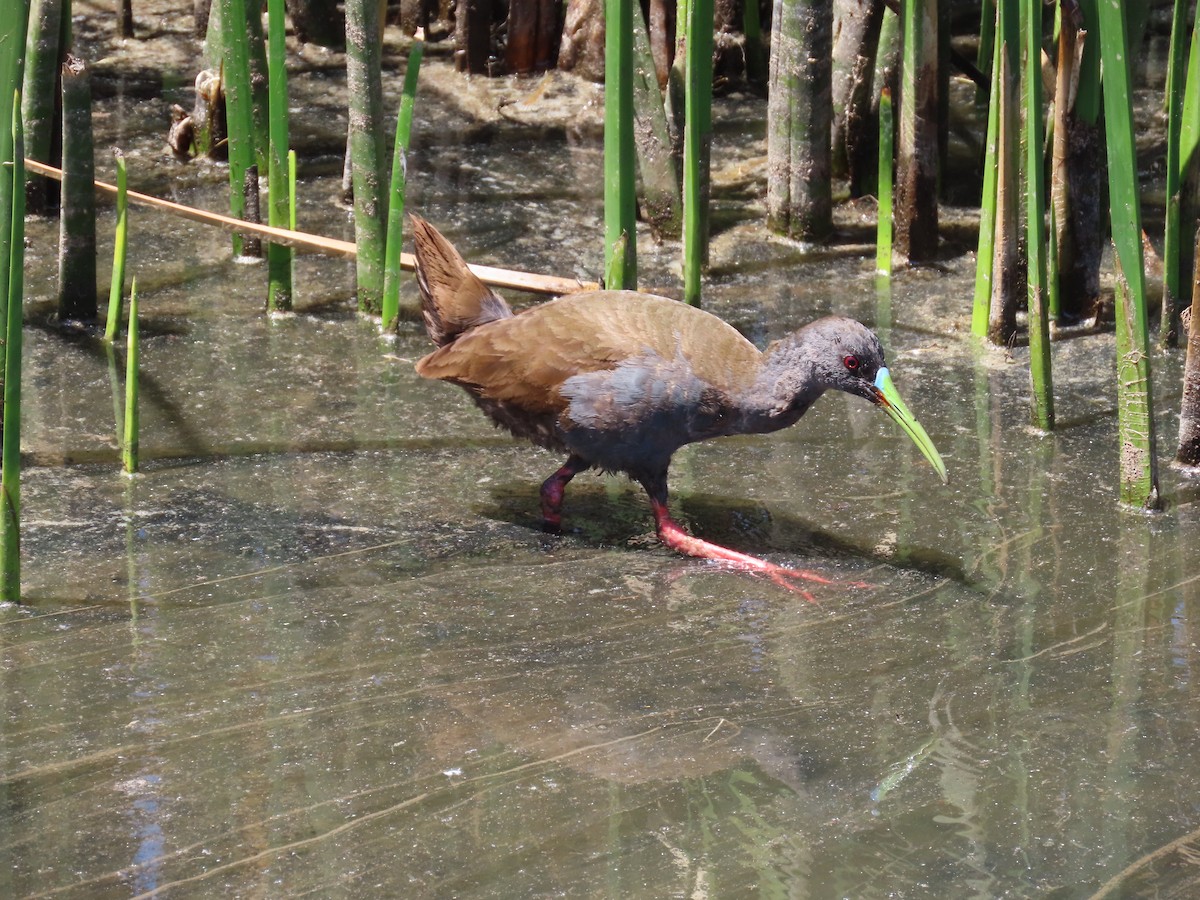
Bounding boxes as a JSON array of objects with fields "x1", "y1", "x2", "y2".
[
  {"x1": 1096, "y1": 0, "x2": 1158, "y2": 509},
  {"x1": 876, "y1": 86, "x2": 893, "y2": 277},
  {"x1": 2, "y1": 80, "x2": 25, "y2": 602},
  {"x1": 104, "y1": 151, "x2": 128, "y2": 342},
  {"x1": 266, "y1": 0, "x2": 293, "y2": 312},
  {"x1": 122, "y1": 279, "x2": 140, "y2": 475},
  {"x1": 219, "y1": 0, "x2": 258, "y2": 258},
  {"x1": 1162, "y1": 0, "x2": 1198, "y2": 346},
  {"x1": 972, "y1": 22, "x2": 1002, "y2": 338},
  {"x1": 604, "y1": 0, "x2": 637, "y2": 291},
  {"x1": 382, "y1": 31, "x2": 425, "y2": 333},
  {"x1": 682, "y1": 0, "x2": 714, "y2": 304},
  {"x1": 1023, "y1": 0, "x2": 1052, "y2": 430}
]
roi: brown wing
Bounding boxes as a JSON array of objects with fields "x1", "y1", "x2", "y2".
[{"x1": 414, "y1": 291, "x2": 763, "y2": 416}]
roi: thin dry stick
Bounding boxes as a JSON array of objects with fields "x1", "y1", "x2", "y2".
[
  {"x1": 1087, "y1": 824, "x2": 1200, "y2": 899},
  {"x1": 25, "y1": 158, "x2": 597, "y2": 296}
]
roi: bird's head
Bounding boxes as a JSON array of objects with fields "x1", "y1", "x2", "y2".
[{"x1": 802, "y1": 317, "x2": 948, "y2": 483}]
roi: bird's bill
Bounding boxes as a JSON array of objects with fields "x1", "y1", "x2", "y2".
[{"x1": 872, "y1": 367, "x2": 948, "y2": 483}]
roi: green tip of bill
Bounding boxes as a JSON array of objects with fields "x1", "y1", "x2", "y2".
[{"x1": 873, "y1": 367, "x2": 948, "y2": 484}]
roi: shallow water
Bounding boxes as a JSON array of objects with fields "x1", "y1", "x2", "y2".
[{"x1": 4, "y1": 18, "x2": 1200, "y2": 899}]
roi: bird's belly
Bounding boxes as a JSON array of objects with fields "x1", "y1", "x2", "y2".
[
  {"x1": 471, "y1": 395, "x2": 569, "y2": 453},
  {"x1": 557, "y1": 363, "x2": 734, "y2": 476}
]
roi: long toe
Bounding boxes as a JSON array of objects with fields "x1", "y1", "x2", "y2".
[{"x1": 652, "y1": 508, "x2": 872, "y2": 600}]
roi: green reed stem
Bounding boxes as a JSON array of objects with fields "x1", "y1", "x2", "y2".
[
  {"x1": 1162, "y1": 0, "x2": 1195, "y2": 346},
  {"x1": 1047, "y1": 11, "x2": 1063, "y2": 323},
  {"x1": 603, "y1": 231, "x2": 629, "y2": 293},
  {"x1": 1176, "y1": 224, "x2": 1200, "y2": 464},
  {"x1": 975, "y1": 0, "x2": 995, "y2": 105},
  {"x1": 988, "y1": 0, "x2": 1020, "y2": 342},
  {"x1": 681, "y1": 0, "x2": 713, "y2": 305},
  {"x1": 876, "y1": 86, "x2": 894, "y2": 276},
  {"x1": 21, "y1": 0, "x2": 65, "y2": 213},
  {"x1": 219, "y1": 0, "x2": 257, "y2": 257},
  {"x1": 105, "y1": 151, "x2": 128, "y2": 341},
  {"x1": 604, "y1": 0, "x2": 637, "y2": 290},
  {"x1": 382, "y1": 29, "x2": 425, "y2": 333},
  {"x1": 972, "y1": 12, "x2": 1002, "y2": 338},
  {"x1": 1097, "y1": 0, "x2": 1159, "y2": 509},
  {"x1": 122, "y1": 278, "x2": 139, "y2": 475},
  {"x1": 2, "y1": 88, "x2": 24, "y2": 602},
  {"x1": 1023, "y1": 0, "x2": 1052, "y2": 430},
  {"x1": 266, "y1": 0, "x2": 292, "y2": 312},
  {"x1": 0, "y1": 11, "x2": 27, "y2": 359}
]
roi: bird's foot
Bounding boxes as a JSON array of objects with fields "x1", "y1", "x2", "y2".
[
  {"x1": 653, "y1": 512, "x2": 866, "y2": 601},
  {"x1": 707, "y1": 552, "x2": 871, "y2": 600}
]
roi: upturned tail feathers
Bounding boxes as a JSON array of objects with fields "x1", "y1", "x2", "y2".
[{"x1": 410, "y1": 215, "x2": 513, "y2": 347}]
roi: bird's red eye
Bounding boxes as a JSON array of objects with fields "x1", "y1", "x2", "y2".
[{"x1": 843, "y1": 355, "x2": 860, "y2": 371}]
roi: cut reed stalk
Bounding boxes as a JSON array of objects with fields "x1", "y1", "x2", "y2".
[
  {"x1": 345, "y1": 0, "x2": 388, "y2": 315},
  {"x1": 630, "y1": 8, "x2": 681, "y2": 240},
  {"x1": 894, "y1": 0, "x2": 938, "y2": 262},
  {"x1": 382, "y1": 29, "x2": 425, "y2": 333},
  {"x1": 665, "y1": 0, "x2": 689, "y2": 172},
  {"x1": 122, "y1": 279, "x2": 139, "y2": 475},
  {"x1": 767, "y1": 0, "x2": 833, "y2": 245},
  {"x1": 59, "y1": 54, "x2": 97, "y2": 323}
]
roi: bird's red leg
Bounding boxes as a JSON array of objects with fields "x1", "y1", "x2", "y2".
[
  {"x1": 639, "y1": 475, "x2": 859, "y2": 599},
  {"x1": 540, "y1": 455, "x2": 591, "y2": 532}
]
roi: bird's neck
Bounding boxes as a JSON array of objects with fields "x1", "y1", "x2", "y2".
[{"x1": 739, "y1": 338, "x2": 824, "y2": 433}]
